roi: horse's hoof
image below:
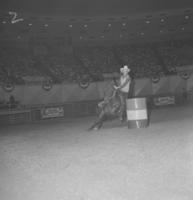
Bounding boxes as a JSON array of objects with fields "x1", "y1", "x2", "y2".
[
  {"x1": 119, "y1": 116, "x2": 123, "y2": 121},
  {"x1": 87, "y1": 127, "x2": 93, "y2": 131},
  {"x1": 87, "y1": 127, "x2": 99, "y2": 131}
]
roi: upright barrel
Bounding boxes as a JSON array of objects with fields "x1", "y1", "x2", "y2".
[{"x1": 126, "y1": 98, "x2": 149, "y2": 128}]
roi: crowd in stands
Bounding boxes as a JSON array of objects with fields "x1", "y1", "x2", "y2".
[
  {"x1": 0, "y1": 47, "x2": 42, "y2": 84},
  {"x1": 1, "y1": 39, "x2": 193, "y2": 84},
  {"x1": 75, "y1": 46, "x2": 119, "y2": 73},
  {"x1": 115, "y1": 44, "x2": 164, "y2": 78},
  {"x1": 157, "y1": 39, "x2": 193, "y2": 73}
]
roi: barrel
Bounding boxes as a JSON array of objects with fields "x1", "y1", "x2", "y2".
[{"x1": 126, "y1": 98, "x2": 149, "y2": 128}]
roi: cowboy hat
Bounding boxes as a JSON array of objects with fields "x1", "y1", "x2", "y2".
[{"x1": 120, "y1": 65, "x2": 130, "y2": 73}]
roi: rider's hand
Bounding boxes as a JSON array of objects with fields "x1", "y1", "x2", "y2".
[{"x1": 114, "y1": 85, "x2": 119, "y2": 90}]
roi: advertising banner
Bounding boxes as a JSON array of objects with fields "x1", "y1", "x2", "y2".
[
  {"x1": 154, "y1": 96, "x2": 175, "y2": 106},
  {"x1": 41, "y1": 107, "x2": 64, "y2": 119}
]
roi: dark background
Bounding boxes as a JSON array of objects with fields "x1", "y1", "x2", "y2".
[{"x1": 1, "y1": 0, "x2": 193, "y2": 15}]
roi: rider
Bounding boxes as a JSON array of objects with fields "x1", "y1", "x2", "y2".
[{"x1": 114, "y1": 65, "x2": 131, "y2": 121}]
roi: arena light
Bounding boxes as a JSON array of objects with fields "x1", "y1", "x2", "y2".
[
  {"x1": 122, "y1": 22, "x2": 126, "y2": 26},
  {"x1": 2, "y1": 21, "x2": 6, "y2": 24},
  {"x1": 181, "y1": 27, "x2": 185, "y2": 31},
  {"x1": 160, "y1": 18, "x2": 165, "y2": 22},
  {"x1": 68, "y1": 24, "x2": 73, "y2": 28},
  {"x1": 145, "y1": 20, "x2": 150, "y2": 24},
  {"x1": 101, "y1": 35, "x2": 104, "y2": 38},
  {"x1": 84, "y1": 24, "x2": 88, "y2": 28},
  {"x1": 28, "y1": 23, "x2": 32, "y2": 26},
  {"x1": 185, "y1": 15, "x2": 189, "y2": 19},
  {"x1": 140, "y1": 32, "x2": 145, "y2": 36},
  {"x1": 44, "y1": 24, "x2": 48, "y2": 27},
  {"x1": 108, "y1": 23, "x2": 111, "y2": 27}
]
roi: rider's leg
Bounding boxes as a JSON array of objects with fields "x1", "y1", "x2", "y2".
[{"x1": 119, "y1": 92, "x2": 127, "y2": 121}]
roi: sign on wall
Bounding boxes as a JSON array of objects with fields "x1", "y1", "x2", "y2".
[
  {"x1": 154, "y1": 96, "x2": 175, "y2": 106},
  {"x1": 41, "y1": 107, "x2": 64, "y2": 119}
]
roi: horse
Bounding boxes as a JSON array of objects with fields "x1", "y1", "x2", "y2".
[{"x1": 88, "y1": 81, "x2": 125, "y2": 131}]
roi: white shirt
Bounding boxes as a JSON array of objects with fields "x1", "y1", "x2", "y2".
[{"x1": 120, "y1": 74, "x2": 131, "y2": 93}]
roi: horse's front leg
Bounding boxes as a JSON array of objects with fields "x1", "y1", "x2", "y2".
[{"x1": 88, "y1": 112, "x2": 106, "y2": 131}]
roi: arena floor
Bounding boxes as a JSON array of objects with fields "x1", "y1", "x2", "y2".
[{"x1": 0, "y1": 105, "x2": 193, "y2": 200}]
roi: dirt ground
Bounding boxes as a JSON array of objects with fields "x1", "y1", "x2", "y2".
[{"x1": 0, "y1": 105, "x2": 193, "y2": 200}]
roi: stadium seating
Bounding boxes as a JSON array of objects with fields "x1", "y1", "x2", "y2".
[{"x1": 1, "y1": 39, "x2": 193, "y2": 84}]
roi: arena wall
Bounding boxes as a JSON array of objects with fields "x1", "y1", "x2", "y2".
[
  {"x1": 0, "y1": 74, "x2": 191, "y2": 125},
  {"x1": 0, "y1": 75, "x2": 190, "y2": 105}
]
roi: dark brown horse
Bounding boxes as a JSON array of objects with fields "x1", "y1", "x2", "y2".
[
  {"x1": 88, "y1": 82, "x2": 124, "y2": 130},
  {"x1": 88, "y1": 76, "x2": 135, "y2": 130}
]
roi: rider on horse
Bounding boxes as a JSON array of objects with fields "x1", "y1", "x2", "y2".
[{"x1": 88, "y1": 65, "x2": 131, "y2": 131}]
